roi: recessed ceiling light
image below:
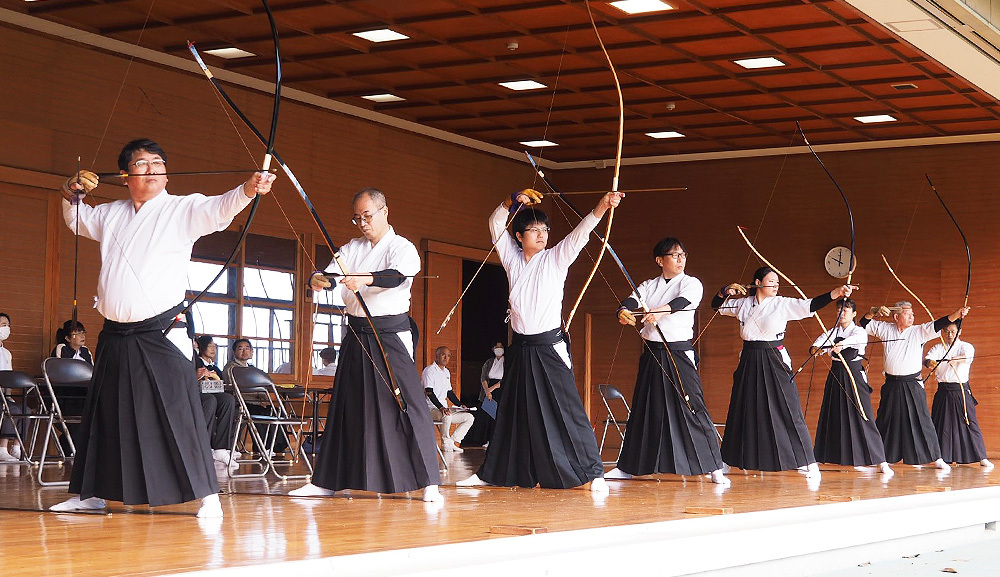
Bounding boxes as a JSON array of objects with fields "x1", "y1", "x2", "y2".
[
  {"x1": 362, "y1": 93, "x2": 405, "y2": 103},
  {"x1": 352, "y1": 29, "x2": 409, "y2": 43},
  {"x1": 609, "y1": 0, "x2": 674, "y2": 14},
  {"x1": 733, "y1": 57, "x2": 785, "y2": 69},
  {"x1": 646, "y1": 131, "x2": 684, "y2": 139},
  {"x1": 499, "y1": 80, "x2": 547, "y2": 91},
  {"x1": 520, "y1": 140, "x2": 558, "y2": 147},
  {"x1": 854, "y1": 114, "x2": 897, "y2": 123},
  {"x1": 204, "y1": 47, "x2": 256, "y2": 59}
]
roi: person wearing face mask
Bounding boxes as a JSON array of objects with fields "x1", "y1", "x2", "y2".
[
  {"x1": 608, "y1": 238, "x2": 728, "y2": 486},
  {"x1": 711, "y1": 267, "x2": 854, "y2": 481},
  {"x1": 50, "y1": 138, "x2": 275, "y2": 518},
  {"x1": 0, "y1": 312, "x2": 24, "y2": 462},
  {"x1": 481, "y1": 342, "x2": 505, "y2": 406},
  {"x1": 459, "y1": 341, "x2": 506, "y2": 448},
  {"x1": 860, "y1": 302, "x2": 969, "y2": 472}
]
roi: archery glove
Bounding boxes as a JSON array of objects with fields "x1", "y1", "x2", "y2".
[
  {"x1": 617, "y1": 308, "x2": 636, "y2": 326},
  {"x1": 62, "y1": 170, "x2": 99, "y2": 198}
]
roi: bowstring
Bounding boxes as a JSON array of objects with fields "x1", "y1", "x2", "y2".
[
  {"x1": 692, "y1": 133, "x2": 796, "y2": 346},
  {"x1": 90, "y1": 0, "x2": 158, "y2": 167}
]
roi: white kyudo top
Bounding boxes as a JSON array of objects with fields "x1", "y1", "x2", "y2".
[
  {"x1": 811, "y1": 322, "x2": 868, "y2": 357},
  {"x1": 720, "y1": 294, "x2": 815, "y2": 368},
  {"x1": 63, "y1": 187, "x2": 252, "y2": 323},
  {"x1": 925, "y1": 339, "x2": 974, "y2": 383},
  {"x1": 866, "y1": 320, "x2": 939, "y2": 376},
  {"x1": 328, "y1": 226, "x2": 420, "y2": 318},
  {"x1": 628, "y1": 273, "x2": 703, "y2": 342},
  {"x1": 490, "y1": 203, "x2": 600, "y2": 336}
]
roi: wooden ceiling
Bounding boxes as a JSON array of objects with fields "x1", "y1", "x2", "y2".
[{"x1": 6, "y1": 0, "x2": 1000, "y2": 162}]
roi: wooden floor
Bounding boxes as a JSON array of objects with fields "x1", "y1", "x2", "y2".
[{"x1": 2, "y1": 450, "x2": 997, "y2": 577}]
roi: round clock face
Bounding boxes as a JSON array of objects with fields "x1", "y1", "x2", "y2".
[{"x1": 824, "y1": 246, "x2": 854, "y2": 278}]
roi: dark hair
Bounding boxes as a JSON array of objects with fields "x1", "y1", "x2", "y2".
[
  {"x1": 56, "y1": 319, "x2": 86, "y2": 344},
  {"x1": 195, "y1": 335, "x2": 215, "y2": 354},
  {"x1": 838, "y1": 297, "x2": 856, "y2": 312},
  {"x1": 752, "y1": 266, "x2": 776, "y2": 284},
  {"x1": 0, "y1": 312, "x2": 9, "y2": 323},
  {"x1": 117, "y1": 138, "x2": 167, "y2": 172},
  {"x1": 319, "y1": 347, "x2": 338, "y2": 363},
  {"x1": 232, "y1": 338, "x2": 251, "y2": 352},
  {"x1": 748, "y1": 266, "x2": 777, "y2": 296},
  {"x1": 510, "y1": 208, "x2": 550, "y2": 249},
  {"x1": 653, "y1": 237, "x2": 685, "y2": 258}
]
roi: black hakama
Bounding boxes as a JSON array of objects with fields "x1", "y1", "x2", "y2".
[
  {"x1": 478, "y1": 329, "x2": 603, "y2": 488},
  {"x1": 875, "y1": 373, "x2": 942, "y2": 464},
  {"x1": 720, "y1": 341, "x2": 815, "y2": 471},
  {"x1": 931, "y1": 382, "x2": 987, "y2": 463},
  {"x1": 463, "y1": 379, "x2": 501, "y2": 447},
  {"x1": 813, "y1": 354, "x2": 885, "y2": 465},
  {"x1": 311, "y1": 313, "x2": 440, "y2": 493},
  {"x1": 617, "y1": 341, "x2": 723, "y2": 476},
  {"x1": 69, "y1": 305, "x2": 218, "y2": 506}
]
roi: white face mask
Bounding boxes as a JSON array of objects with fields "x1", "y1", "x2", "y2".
[
  {"x1": 0, "y1": 326, "x2": 9, "y2": 341},
  {"x1": 493, "y1": 347, "x2": 504, "y2": 357}
]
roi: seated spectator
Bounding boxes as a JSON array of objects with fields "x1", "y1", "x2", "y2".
[
  {"x1": 195, "y1": 336, "x2": 238, "y2": 468},
  {"x1": 51, "y1": 319, "x2": 93, "y2": 364},
  {"x1": 0, "y1": 312, "x2": 23, "y2": 462},
  {"x1": 222, "y1": 339, "x2": 254, "y2": 382},
  {"x1": 315, "y1": 347, "x2": 338, "y2": 376},
  {"x1": 224, "y1": 339, "x2": 288, "y2": 455},
  {"x1": 422, "y1": 346, "x2": 472, "y2": 453}
]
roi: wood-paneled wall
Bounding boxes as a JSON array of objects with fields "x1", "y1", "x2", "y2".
[
  {"x1": 557, "y1": 146, "x2": 1000, "y2": 455},
  {"x1": 3, "y1": 24, "x2": 999, "y2": 456}
]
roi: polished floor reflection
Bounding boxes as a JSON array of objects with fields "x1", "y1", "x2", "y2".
[{"x1": 1, "y1": 449, "x2": 996, "y2": 577}]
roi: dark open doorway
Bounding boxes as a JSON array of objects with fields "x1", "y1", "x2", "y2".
[{"x1": 459, "y1": 260, "x2": 508, "y2": 406}]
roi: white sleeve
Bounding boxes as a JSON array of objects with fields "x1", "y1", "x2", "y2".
[
  {"x1": 916, "y1": 320, "x2": 939, "y2": 343},
  {"x1": 549, "y1": 211, "x2": 601, "y2": 269},
  {"x1": 421, "y1": 366, "x2": 433, "y2": 389},
  {"x1": 866, "y1": 320, "x2": 886, "y2": 338},
  {"x1": 680, "y1": 277, "x2": 704, "y2": 309},
  {"x1": 179, "y1": 186, "x2": 255, "y2": 241},
  {"x1": 489, "y1": 204, "x2": 520, "y2": 267},
  {"x1": 839, "y1": 327, "x2": 868, "y2": 349},
  {"x1": 719, "y1": 297, "x2": 744, "y2": 318},
  {"x1": 812, "y1": 329, "x2": 834, "y2": 349},
  {"x1": 964, "y1": 342, "x2": 975, "y2": 363},
  {"x1": 925, "y1": 343, "x2": 944, "y2": 361},
  {"x1": 62, "y1": 199, "x2": 106, "y2": 242},
  {"x1": 387, "y1": 239, "x2": 421, "y2": 277},
  {"x1": 628, "y1": 279, "x2": 653, "y2": 308},
  {"x1": 782, "y1": 296, "x2": 815, "y2": 322}
]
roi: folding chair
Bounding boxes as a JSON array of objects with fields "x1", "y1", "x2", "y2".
[
  {"x1": 228, "y1": 366, "x2": 313, "y2": 480},
  {"x1": 429, "y1": 415, "x2": 450, "y2": 471},
  {"x1": 597, "y1": 384, "x2": 630, "y2": 464},
  {"x1": 0, "y1": 370, "x2": 43, "y2": 466},
  {"x1": 39, "y1": 358, "x2": 93, "y2": 485}
]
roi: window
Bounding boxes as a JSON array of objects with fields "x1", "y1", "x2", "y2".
[
  {"x1": 312, "y1": 244, "x2": 345, "y2": 376},
  {"x1": 187, "y1": 232, "x2": 297, "y2": 374}
]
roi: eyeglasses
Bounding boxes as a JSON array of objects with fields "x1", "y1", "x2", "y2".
[
  {"x1": 523, "y1": 226, "x2": 551, "y2": 234},
  {"x1": 130, "y1": 159, "x2": 166, "y2": 171},
  {"x1": 351, "y1": 205, "x2": 385, "y2": 226},
  {"x1": 661, "y1": 251, "x2": 688, "y2": 260}
]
